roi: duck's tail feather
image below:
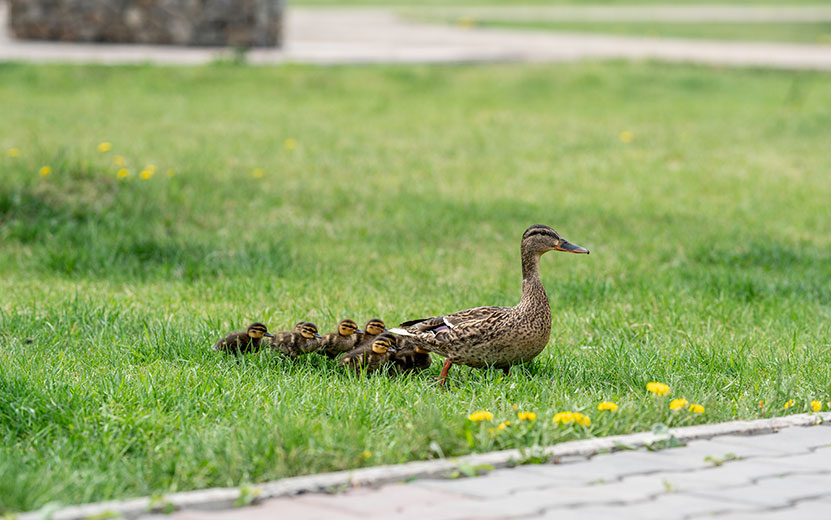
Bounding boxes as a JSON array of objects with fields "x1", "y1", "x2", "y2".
[{"x1": 389, "y1": 327, "x2": 414, "y2": 336}]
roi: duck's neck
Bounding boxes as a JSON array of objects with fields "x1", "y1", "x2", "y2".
[{"x1": 519, "y1": 248, "x2": 548, "y2": 308}]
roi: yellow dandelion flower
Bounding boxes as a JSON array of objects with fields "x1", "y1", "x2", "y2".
[
  {"x1": 360, "y1": 450, "x2": 372, "y2": 460},
  {"x1": 39, "y1": 166, "x2": 52, "y2": 177},
  {"x1": 688, "y1": 404, "x2": 705, "y2": 414},
  {"x1": 497, "y1": 421, "x2": 509, "y2": 431},
  {"x1": 784, "y1": 399, "x2": 795, "y2": 410},
  {"x1": 97, "y1": 142, "x2": 112, "y2": 152},
  {"x1": 670, "y1": 398, "x2": 689, "y2": 411},
  {"x1": 511, "y1": 404, "x2": 519, "y2": 410},
  {"x1": 468, "y1": 410, "x2": 493, "y2": 422},
  {"x1": 552, "y1": 411, "x2": 575, "y2": 425},
  {"x1": 619, "y1": 130, "x2": 634, "y2": 143},
  {"x1": 810, "y1": 400, "x2": 822, "y2": 412},
  {"x1": 7, "y1": 148, "x2": 20, "y2": 158},
  {"x1": 116, "y1": 168, "x2": 129, "y2": 179},
  {"x1": 574, "y1": 413, "x2": 591, "y2": 427},
  {"x1": 139, "y1": 170, "x2": 154, "y2": 180},
  {"x1": 759, "y1": 400, "x2": 765, "y2": 408},
  {"x1": 597, "y1": 401, "x2": 618, "y2": 412},
  {"x1": 113, "y1": 155, "x2": 126, "y2": 166},
  {"x1": 252, "y1": 168, "x2": 264, "y2": 178},
  {"x1": 647, "y1": 382, "x2": 670, "y2": 396},
  {"x1": 517, "y1": 411, "x2": 537, "y2": 421},
  {"x1": 284, "y1": 138, "x2": 297, "y2": 151},
  {"x1": 456, "y1": 16, "x2": 476, "y2": 28},
  {"x1": 167, "y1": 169, "x2": 175, "y2": 178}
]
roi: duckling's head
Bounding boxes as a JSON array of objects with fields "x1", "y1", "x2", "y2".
[
  {"x1": 247, "y1": 322, "x2": 274, "y2": 339},
  {"x1": 337, "y1": 319, "x2": 362, "y2": 337},
  {"x1": 522, "y1": 225, "x2": 589, "y2": 255},
  {"x1": 293, "y1": 321, "x2": 308, "y2": 333},
  {"x1": 299, "y1": 322, "x2": 322, "y2": 340},
  {"x1": 371, "y1": 332, "x2": 397, "y2": 354},
  {"x1": 364, "y1": 318, "x2": 386, "y2": 336}
]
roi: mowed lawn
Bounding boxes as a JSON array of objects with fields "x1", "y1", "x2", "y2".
[{"x1": 1, "y1": 61, "x2": 830, "y2": 513}]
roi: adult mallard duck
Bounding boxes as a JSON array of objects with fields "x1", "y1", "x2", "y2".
[
  {"x1": 270, "y1": 322, "x2": 323, "y2": 359},
  {"x1": 390, "y1": 225, "x2": 589, "y2": 387},
  {"x1": 317, "y1": 319, "x2": 363, "y2": 359},
  {"x1": 214, "y1": 322, "x2": 273, "y2": 355},
  {"x1": 340, "y1": 332, "x2": 398, "y2": 375}
]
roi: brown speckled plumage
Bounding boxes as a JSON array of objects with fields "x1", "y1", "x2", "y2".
[
  {"x1": 392, "y1": 225, "x2": 589, "y2": 383},
  {"x1": 214, "y1": 322, "x2": 273, "y2": 355},
  {"x1": 340, "y1": 332, "x2": 397, "y2": 375},
  {"x1": 318, "y1": 319, "x2": 363, "y2": 359},
  {"x1": 269, "y1": 322, "x2": 322, "y2": 359}
]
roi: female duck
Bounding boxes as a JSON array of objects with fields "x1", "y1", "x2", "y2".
[{"x1": 390, "y1": 225, "x2": 589, "y2": 386}]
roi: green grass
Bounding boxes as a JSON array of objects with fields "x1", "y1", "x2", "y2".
[
  {"x1": 459, "y1": 20, "x2": 831, "y2": 44},
  {"x1": 2, "y1": 61, "x2": 831, "y2": 514}
]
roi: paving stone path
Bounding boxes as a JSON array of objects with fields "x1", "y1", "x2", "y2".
[
  {"x1": 166, "y1": 422, "x2": 831, "y2": 520},
  {"x1": 1, "y1": 3, "x2": 831, "y2": 69}
]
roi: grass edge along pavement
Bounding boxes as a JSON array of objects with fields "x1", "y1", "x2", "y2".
[{"x1": 18, "y1": 412, "x2": 830, "y2": 520}]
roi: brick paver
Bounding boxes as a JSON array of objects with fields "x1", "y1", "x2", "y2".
[{"x1": 160, "y1": 424, "x2": 830, "y2": 520}]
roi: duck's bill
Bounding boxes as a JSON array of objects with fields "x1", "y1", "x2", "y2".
[
  {"x1": 355, "y1": 329, "x2": 365, "y2": 334},
  {"x1": 264, "y1": 332, "x2": 275, "y2": 338},
  {"x1": 315, "y1": 333, "x2": 323, "y2": 339},
  {"x1": 555, "y1": 240, "x2": 590, "y2": 254}
]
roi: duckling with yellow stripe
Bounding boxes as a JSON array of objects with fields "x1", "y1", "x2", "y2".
[
  {"x1": 214, "y1": 322, "x2": 274, "y2": 355},
  {"x1": 340, "y1": 332, "x2": 399, "y2": 375},
  {"x1": 269, "y1": 321, "x2": 323, "y2": 359},
  {"x1": 317, "y1": 319, "x2": 363, "y2": 359}
]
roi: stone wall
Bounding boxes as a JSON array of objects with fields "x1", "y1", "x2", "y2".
[{"x1": 9, "y1": 0, "x2": 283, "y2": 47}]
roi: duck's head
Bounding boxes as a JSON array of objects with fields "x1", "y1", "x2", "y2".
[
  {"x1": 371, "y1": 332, "x2": 398, "y2": 354},
  {"x1": 364, "y1": 318, "x2": 386, "y2": 336},
  {"x1": 299, "y1": 322, "x2": 322, "y2": 340},
  {"x1": 293, "y1": 321, "x2": 308, "y2": 333},
  {"x1": 337, "y1": 319, "x2": 362, "y2": 337},
  {"x1": 522, "y1": 225, "x2": 589, "y2": 255},
  {"x1": 246, "y1": 322, "x2": 274, "y2": 339}
]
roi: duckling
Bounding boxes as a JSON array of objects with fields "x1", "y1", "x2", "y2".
[
  {"x1": 270, "y1": 321, "x2": 322, "y2": 359},
  {"x1": 391, "y1": 338, "x2": 432, "y2": 374},
  {"x1": 266, "y1": 320, "x2": 310, "y2": 348},
  {"x1": 340, "y1": 332, "x2": 398, "y2": 375},
  {"x1": 391, "y1": 224, "x2": 589, "y2": 387},
  {"x1": 214, "y1": 322, "x2": 274, "y2": 355},
  {"x1": 317, "y1": 319, "x2": 363, "y2": 359},
  {"x1": 356, "y1": 318, "x2": 386, "y2": 348}
]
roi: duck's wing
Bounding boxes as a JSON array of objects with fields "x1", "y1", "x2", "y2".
[{"x1": 392, "y1": 306, "x2": 512, "y2": 354}]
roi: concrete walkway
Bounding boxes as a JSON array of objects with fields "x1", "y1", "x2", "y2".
[
  {"x1": 1, "y1": 4, "x2": 831, "y2": 69},
  {"x1": 169, "y1": 422, "x2": 831, "y2": 520}
]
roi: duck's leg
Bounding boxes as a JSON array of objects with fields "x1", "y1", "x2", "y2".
[{"x1": 437, "y1": 358, "x2": 453, "y2": 388}]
